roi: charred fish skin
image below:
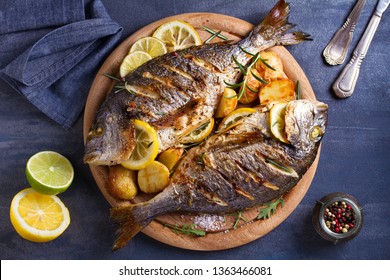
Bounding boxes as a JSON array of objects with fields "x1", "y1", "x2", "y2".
[
  {"x1": 110, "y1": 100, "x2": 328, "y2": 250},
  {"x1": 84, "y1": 0, "x2": 311, "y2": 165}
]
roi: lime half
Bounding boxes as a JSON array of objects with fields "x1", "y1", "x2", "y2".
[{"x1": 26, "y1": 151, "x2": 74, "y2": 195}]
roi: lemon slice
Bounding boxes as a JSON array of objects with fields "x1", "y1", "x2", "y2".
[
  {"x1": 121, "y1": 120, "x2": 159, "y2": 170},
  {"x1": 269, "y1": 102, "x2": 290, "y2": 144},
  {"x1": 217, "y1": 108, "x2": 257, "y2": 133},
  {"x1": 180, "y1": 118, "x2": 215, "y2": 144},
  {"x1": 129, "y1": 37, "x2": 167, "y2": 58},
  {"x1": 119, "y1": 51, "x2": 152, "y2": 78},
  {"x1": 152, "y1": 20, "x2": 202, "y2": 52},
  {"x1": 10, "y1": 188, "x2": 70, "y2": 242},
  {"x1": 26, "y1": 151, "x2": 74, "y2": 195}
]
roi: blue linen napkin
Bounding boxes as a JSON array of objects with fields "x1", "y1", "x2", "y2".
[{"x1": 0, "y1": 0, "x2": 123, "y2": 128}]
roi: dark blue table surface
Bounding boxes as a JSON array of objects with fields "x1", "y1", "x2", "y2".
[{"x1": 1, "y1": 0, "x2": 389, "y2": 260}]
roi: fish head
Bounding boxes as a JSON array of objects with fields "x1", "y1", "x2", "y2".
[
  {"x1": 284, "y1": 99, "x2": 328, "y2": 155},
  {"x1": 84, "y1": 101, "x2": 136, "y2": 165}
]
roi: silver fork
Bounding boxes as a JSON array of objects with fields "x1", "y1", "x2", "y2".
[{"x1": 323, "y1": 0, "x2": 366, "y2": 65}]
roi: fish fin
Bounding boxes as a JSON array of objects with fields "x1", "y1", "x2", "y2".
[
  {"x1": 251, "y1": 0, "x2": 312, "y2": 46},
  {"x1": 110, "y1": 204, "x2": 152, "y2": 251}
]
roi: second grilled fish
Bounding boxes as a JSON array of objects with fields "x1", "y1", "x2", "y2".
[
  {"x1": 111, "y1": 99, "x2": 328, "y2": 250},
  {"x1": 84, "y1": 0, "x2": 311, "y2": 165}
]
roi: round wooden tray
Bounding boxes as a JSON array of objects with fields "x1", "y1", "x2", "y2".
[{"x1": 83, "y1": 13, "x2": 319, "y2": 251}]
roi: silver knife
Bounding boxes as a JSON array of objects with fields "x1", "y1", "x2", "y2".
[
  {"x1": 333, "y1": 0, "x2": 390, "y2": 98},
  {"x1": 323, "y1": 0, "x2": 366, "y2": 65}
]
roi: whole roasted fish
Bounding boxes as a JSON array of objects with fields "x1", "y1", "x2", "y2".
[
  {"x1": 84, "y1": 0, "x2": 311, "y2": 165},
  {"x1": 111, "y1": 99, "x2": 328, "y2": 250}
]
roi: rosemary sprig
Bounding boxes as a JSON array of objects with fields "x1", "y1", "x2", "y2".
[
  {"x1": 296, "y1": 80, "x2": 301, "y2": 100},
  {"x1": 202, "y1": 26, "x2": 228, "y2": 43},
  {"x1": 114, "y1": 81, "x2": 136, "y2": 94},
  {"x1": 196, "y1": 152, "x2": 205, "y2": 165},
  {"x1": 250, "y1": 69, "x2": 267, "y2": 84},
  {"x1": 257, "y1": 198, "x2": 285, "y2": 220},
  {"x1": 164, "y1": 223, "x2": 206, "y2": 236},
  {"x1": 230, "y1": 210, "x2": 248, "y2": 229},
  {"x1": 259, "y1": 57, "x2": 276, "y2": 71},
  {"x1": 103, "y1": 73, "x2": 122, "y2": 82},
  {"x1": 232, "y1": 55, "x2": 247, "y2": 75},
  {"x1": 265, "y1": 158, "x2": 291, "y2": 173}
]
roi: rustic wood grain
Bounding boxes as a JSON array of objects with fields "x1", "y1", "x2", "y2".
[{"x1": 83, "y1": 13, "x2": 319, "y2": 250}]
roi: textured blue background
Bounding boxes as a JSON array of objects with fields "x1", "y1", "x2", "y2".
[{"x1": 1, "y1": 0, "x2": 389, "y2": 259}]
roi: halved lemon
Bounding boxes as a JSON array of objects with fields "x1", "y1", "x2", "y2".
[
  {"x1": 129, "y1": 37, "x2": 167, "y2": 58},
  {"x1": 217, "y1": 108, "x2": 257, "y2": 133},
  {"x1": 269, "y1": 102, "x2": 290, "y2": 144},
  {"x1": 121, "y1": 120, "x2": 159, "y2": 170},
  {"x1": 180, "y1": 118, "x2": 215, "y2": 144},
  {"x1": 119, "y1": 51, "x2": 152, "y2": 78},
  {"x1": 10, "y1": 188, "x2": 70, "y2": 242},
  {"x1": 152, "y1": 20, "x2": 202, "y2": 52},
  {"x1": 26, "y1": 151, "x2": 74, "y2": 195}
]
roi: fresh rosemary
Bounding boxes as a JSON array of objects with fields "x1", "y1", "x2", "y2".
[
  {"x1": 257, "y1": 198, "x2": 285, "y2": 220},
  {"x1": 265, "y1": 158, "x2": 291, "y2": 173},
  {"x1": 114, "y1": 81, "x2": 136, "y2": 94},
  {"x1": 164, "y1": 223, "x2": 206, "y2": 236},
  {"x1": 103, "y1": 73, "x2": 122, "y2": 82},
  {"x1": 296, "y1": 80, "x2": 301, "y2": 100},
  {"x1": 202, "y1": 26, "x2": 228, "y2": 43},
  {"x1": 224, "y1": 47, "x2": 273, "y2": 101}
]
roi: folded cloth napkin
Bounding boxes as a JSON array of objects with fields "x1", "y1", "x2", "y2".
[{"x1": 0, "y1": 0, "x2": 122, "y2": 128}]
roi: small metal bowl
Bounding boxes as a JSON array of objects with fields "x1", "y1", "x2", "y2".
[{"x1": 312, "y1": 192, "x2": 363, "y2": 244}]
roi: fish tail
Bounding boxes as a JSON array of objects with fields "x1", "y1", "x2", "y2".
[
  {"x1": 249, "y1": 0, "x2": 311, "y2": 47},
  {"x1": 110, "y1": 203, "x2": 153, "y2": 251}
]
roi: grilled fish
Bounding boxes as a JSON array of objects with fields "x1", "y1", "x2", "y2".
[
  {"x1": 111, "y1": 99, "x2": 328, "y2": 250},
  {"x1": 84, "y1": 0, "x2": 311, "y2": 165}
]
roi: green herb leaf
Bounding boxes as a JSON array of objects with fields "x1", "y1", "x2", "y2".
[
  {"x1": 250, "y1": 69, "x2": 268, "y2": 84},
  {"x1": 239, "y1": 46, "x2": 256, "y2": 56},
  {"x1": 265, "y1": 158, "x2": 291, "y2": 173},
  {"x1": 103, "y1": 73, "x2": 122, "y2": 82},
  {"x1": 202, "y1": 26, "x2": 228, "y2": 41},
  {"x1": 257, "y1": 198, "x2": 285, "y2": 220},
  {"x1": 230, "y1": 211, "x2": 248, "y2": 229},
  {"x1": 296, "y1": 80, "x2": 301, "y2": 100},
  {"x1": 232, "y1": 55, "x2": 247, "y2": 75},
  {"x1": 259, "y1": 57, "x2": 276, "y2": 71},
  {"x1": 224, "y1": 80, "x2": 244, "y2": 89},
  {"x1": 164, "y1": 223, "x2": 206, "y2": 236}
]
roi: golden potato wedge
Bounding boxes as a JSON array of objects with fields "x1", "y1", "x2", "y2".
[
  {"x1": 138, "y1": 161, "x2": 170, "y2": 193},
  {"x1": 108, "y1": 165, "x2": 138, "y2": 200},
  {"x1": 255, "y1": 51, "x2": 287, "y2": 82},
  {"x1": 259, "y1": 78, "x2": 296, "y2": 105},
  {"x1": 239, "y1": 68, "x2": 262, "y2": 104},
  {"x1": 157, "y1": 147, "x2": 184, "y2": 171},
  {"x1": 215, "y1": 88, "x2": 238, "y2": 118}
]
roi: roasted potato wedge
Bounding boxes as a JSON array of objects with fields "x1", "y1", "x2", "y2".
[
  {"x1": 138, "y1": 161, "x2": 170, "y2": 193},
  {"x1": 255, "y1": 50, "x2": 287, "y2": 82},
  {"x1": 108, "y1": 165, "x2": 138, "y2": 200},
  {"x1": 215, "y1": 88, "x2": 238, "y2": 118},
  {"x1": 157, "y1": 147, "x2": 184, "y2": 171},
  {"x1": 239, "y1": 68, "x2": 262, "y2": 104},
  {"x1": 259, "y1": 78, "x2": 296, "y2": 105}
]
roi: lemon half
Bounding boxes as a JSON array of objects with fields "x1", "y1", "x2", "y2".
[{"x1": 10, "y1": 188, "x2": 70, "y2": 242}]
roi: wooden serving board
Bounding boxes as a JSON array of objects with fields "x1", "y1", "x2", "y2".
[{"x1": 83, "y1": 13, "x2": 319, "y2": 250}]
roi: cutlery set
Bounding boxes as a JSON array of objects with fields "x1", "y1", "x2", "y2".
[{"x1": 323, "y1": 0, "x2": 389, "y2": 98}]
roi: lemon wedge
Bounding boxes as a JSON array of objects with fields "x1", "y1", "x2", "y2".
[
  {"x1": 152, "y1": 20, "x2": 202, "y2": 52},
  {"x1": 119, "y1": 51, "x2": 152, "y2": 78},
  {"x1": 217, "y1": 108, "x2": 257, "y2": 133},
  {"x1": 10, "y1": 188, "x2": 70, "y2": 242},
  {"x1": 129, "y1": 36, "x2": 167, "y2": 58},
  {"x1": 121, "y1": 120, "x2": 159, "y2": 170},
  {"x1": 269, "y1": 102, "x2": 290, "y2": 144},
  {"x1": 180, "y1": 118, "x2": 215, "y2": 144}
]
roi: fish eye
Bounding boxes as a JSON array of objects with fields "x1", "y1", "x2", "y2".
[
  {"x1": 94, "y1": 124, "x2": 105, "y2": 137},
  {"x1": 309, "y1": 126, "x2": 323, "y2": 142}
]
